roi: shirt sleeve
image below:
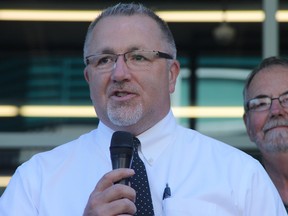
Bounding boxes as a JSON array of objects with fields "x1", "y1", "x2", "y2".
[
  {"x1": 0, "y1": 167, "x2": 39, "y2": 216},
  {"x1": 243, "y1": 161, "x2": 288, "y2": 216}
]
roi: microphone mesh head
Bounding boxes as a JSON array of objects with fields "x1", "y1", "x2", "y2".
[
  {"x1": 110, "y1": 131, "x2": 134, "y2": 172},
  {"x1": 110, "y1": 131, "x2": 134, "y2": 148}
]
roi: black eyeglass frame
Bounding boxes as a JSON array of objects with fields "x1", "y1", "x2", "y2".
[
  {"x1": 245, "y1": 91, "x2": 288, "y2": 112},
  {"x1": 85, "y1": 50, "x2": 173, "y2": 66}
]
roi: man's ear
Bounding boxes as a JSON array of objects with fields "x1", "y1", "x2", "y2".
[
  {"x1": 168, "y1": 60, "x2": 180, "y2": 93},
  {"x1": 243, "y1": 112, "x2": 254, "y2": 142},
  {"x1": 84, "y1": 68, "x2": 90, "y2": 83}
]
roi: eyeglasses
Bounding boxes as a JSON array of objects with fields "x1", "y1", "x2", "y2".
[
  {"x1": 246, "y1": 92, "x2": 288, "y2": 112},
  {"x1": 85, "y1": 50, "x2": 173, "y2": 72}
]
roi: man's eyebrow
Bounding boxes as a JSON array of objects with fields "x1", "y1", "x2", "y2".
[
  {"x1": 251, "y1": 90, "x2": 288, "y2": 100},
  {"x1": 96, "y1": 48, "x2": 115, "y2": 54},
  {"x1": 95, "y1": 46, "x2": 142, "y2": 54},
  {"x1": 280, "y1": 90, "x2": 288, "y2": 96},
  {"x1": 252, "y1": 94, "x2": 270, "y2": 99}
]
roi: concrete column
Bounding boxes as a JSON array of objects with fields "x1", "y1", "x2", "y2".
[{"x1": 263, "y1": 0, "x2": 279, "y2": 58}]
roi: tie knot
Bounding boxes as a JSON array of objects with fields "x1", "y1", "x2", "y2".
[{"x1": 133, "y1": 137, "x2": 140, "y2": 150}]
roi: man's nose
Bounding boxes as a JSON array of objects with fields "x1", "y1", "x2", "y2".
[
  {"x1": 111, "y1": 55, "x2": 131, "y2": 81},
  {"x1": 270, "y1": 98, "x2": 285, "y2": 116}
]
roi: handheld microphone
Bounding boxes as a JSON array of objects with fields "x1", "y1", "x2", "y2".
[{"x1": 110, "y1": 131, "x2": 134, "y2": 185}]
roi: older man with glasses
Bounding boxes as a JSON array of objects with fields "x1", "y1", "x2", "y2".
[{"x1": 243, "y1": 56, "x2": 288, "y2": 213}]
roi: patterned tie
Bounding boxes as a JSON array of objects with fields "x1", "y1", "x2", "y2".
[{"x1": 130, "y1": 137, "x2": 154, "y2": 215}]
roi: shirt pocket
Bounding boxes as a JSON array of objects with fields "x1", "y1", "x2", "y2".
[{"x1": 162, "y1": 197, "x2": 238, "y2": 216}]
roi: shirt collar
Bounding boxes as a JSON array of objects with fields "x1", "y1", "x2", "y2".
[
  {"x1": 137, "y1": 110, "x2": 177, "y2": 166},
  {"x1": 97, "y1": 110, "x2": 177, "y2": 166}
]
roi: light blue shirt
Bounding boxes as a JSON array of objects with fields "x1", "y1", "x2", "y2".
[{"x1": 0, "y1": 110, "x2": 286, "y2": 215}]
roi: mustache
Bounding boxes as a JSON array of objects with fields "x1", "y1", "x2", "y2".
[
  {"x1": 107, "y1": 82, "x2": 139, "y2": 96},
  {"x1": 263, "y1": 119, "x2": 288, "y2": 132}
]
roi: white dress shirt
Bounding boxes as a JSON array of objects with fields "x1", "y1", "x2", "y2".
[{"x1": 0, "y1": 110, "x2": 286, "y2": 215}]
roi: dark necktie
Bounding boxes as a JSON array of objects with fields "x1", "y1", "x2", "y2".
[{"x1": 130, "y1": 137, "x2": 154, "y2": 216}]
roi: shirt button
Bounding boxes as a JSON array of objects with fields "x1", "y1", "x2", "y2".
[{"x1": 148, "y1": 158, "x2": 154, "y2": 164}]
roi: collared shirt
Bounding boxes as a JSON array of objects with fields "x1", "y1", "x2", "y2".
[{"x1": 0, "y1": 111, "x2": 287, "y2": 215}]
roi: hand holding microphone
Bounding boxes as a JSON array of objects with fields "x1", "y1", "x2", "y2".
[{"x1": 83, "y1": 131, "x2": 136, "y2": 215}]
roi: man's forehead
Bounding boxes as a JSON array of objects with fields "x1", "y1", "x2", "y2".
[
  {"x1": 248, "y1": 67, "x2": 288, "y2": 98},
  {"x1": 89, "y1": 15, "x2": 165, "y2": 53}
]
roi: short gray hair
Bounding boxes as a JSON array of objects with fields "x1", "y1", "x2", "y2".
[{"x1": 83, "y1": 3, "x2": 176, "y2": 63}]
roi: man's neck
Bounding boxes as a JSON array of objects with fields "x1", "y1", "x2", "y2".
[{"x1": 262, "y1": 152, "x2": 288, "y2": 205}]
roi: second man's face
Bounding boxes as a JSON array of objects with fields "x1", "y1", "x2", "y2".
[{"x1": 244, "y1": 66, "x2": 288, "y2": 153}]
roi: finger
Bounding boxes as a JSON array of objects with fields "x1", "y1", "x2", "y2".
[
  {"x1": 102, "y1": 198, "x2": 137, "y2": 215},
  {"x1": 91, "y1": 184, "x2": 136, "y2": 206},
  {"x1": 95, "y1": 168, "x2": 135, "y2": 192},
  {"x1": 108, "y1": 184, "x2": 136, "y2": 203}
]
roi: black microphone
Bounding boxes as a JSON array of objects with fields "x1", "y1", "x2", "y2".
[{"x1": 110, "y1": 131, "x2": 134, "y2": 185}]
